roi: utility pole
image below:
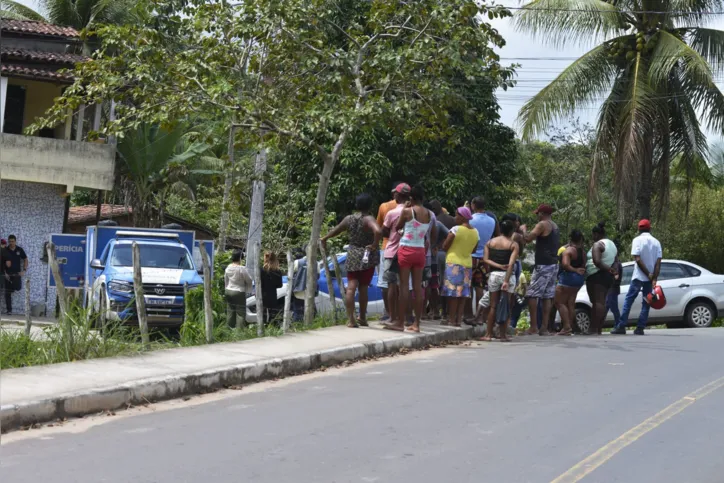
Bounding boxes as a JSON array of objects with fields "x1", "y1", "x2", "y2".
[{"x1": 245, "y1": 147, "x2": 266, "y2": 273}]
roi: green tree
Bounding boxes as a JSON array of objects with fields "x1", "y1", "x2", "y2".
[
  {"x1": 32, "y1": 0, "x2": 515, "y2": 324},
  {"x1": 116, "y1": 124, "x2": 209, "y2": 227},
  {"x1": 515, "y1": 0, "x2": 724, "y2": 224}
]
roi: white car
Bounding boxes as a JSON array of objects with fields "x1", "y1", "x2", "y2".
[
  {"x1": 572, "y1": 260, "x2": 724, "y2": 332},
  {"x1": 245, "y1": 253, "x2": 386, "y2": 323}
]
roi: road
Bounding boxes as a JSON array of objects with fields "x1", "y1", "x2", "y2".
[{"x1": 3, "y1": 329, "x2": 724, "y2": 483}]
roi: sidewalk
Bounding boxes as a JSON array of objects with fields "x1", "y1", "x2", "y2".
[{"x1": 1, "y1": 321, "x2": 481, "y2": 432}]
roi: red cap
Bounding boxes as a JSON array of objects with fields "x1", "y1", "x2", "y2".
[
  {"x1": 0, "y1": 239, "x2": 5, "y2": 245},
  {"x1": 638, "y1": 219, "x2": 651, "y2": 230},
  {"x1": 394, "y1": 183, "x2": 411, "y2": 195},
  {"x1": 534, "y1": 203, "x2": 554, "y2": 215}
]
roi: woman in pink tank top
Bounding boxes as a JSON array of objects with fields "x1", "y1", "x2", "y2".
[{"x1": 384, "y1": 185, "x2": 436, "y2": 333}]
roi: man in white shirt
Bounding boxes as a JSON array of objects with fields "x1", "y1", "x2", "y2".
[{"x1": 611, "y1": 219, "x2": 662, "y2": 335}]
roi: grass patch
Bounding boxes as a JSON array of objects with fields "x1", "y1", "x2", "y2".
[{"x1": 1, "y1": 303, "x2": 347, "y2": 370}]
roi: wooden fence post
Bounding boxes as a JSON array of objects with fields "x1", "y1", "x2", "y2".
[
  {"x1": 283, "y1": 249, "x2": 294, "y2": 332},
  {"x1": 47, "y1": 242, "x2": 72, "y2": 346},
  {"x1": 331, "y1": 252, "x2": 346, "y2": 295},
  {"x1": 24, "y1": 273, "x2": 31, "y2": 336},
  {"x1": 200, "y1": 241, "x2": 214, "y2": 343},
  {"x1": 131, "y1": 242, "x2": 150, "y2": 348},
  {"x1": 183, "y1": 282, "x2": 189, "y2": 324},
  {"x1": 318, "y1": 243, "x2": 337, "y2": 321},
  {"x1": 253, "y1": 242, "x2": 264, "y2": 336}
]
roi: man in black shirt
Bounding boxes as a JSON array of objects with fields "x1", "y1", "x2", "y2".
[{"x1": 2, "y1": 235, "x2": 28, "y2": 315}]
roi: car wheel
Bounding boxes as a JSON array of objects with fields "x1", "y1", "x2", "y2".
[
  {"x1": 686, "y1": 301, "x2": 716, "y2": 328},
  {"x1": 574, "y1": 307, "x2": 591, "y2": 334},
  {"x1": 95, "y1": 291, "x2": 108, "y2": 332}
]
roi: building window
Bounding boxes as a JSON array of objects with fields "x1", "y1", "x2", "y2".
[{"x1": 3, "y1": 84, "x2": 26, "y2": 135}]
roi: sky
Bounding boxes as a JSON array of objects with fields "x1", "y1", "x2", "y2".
[{"x1": 14, "y1": 0, "x2": 724, "y2": 143}]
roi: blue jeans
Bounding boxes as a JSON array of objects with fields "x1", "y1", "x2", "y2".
[
  {"x1": 616, "y1": 279, "x2": 652, "y2": 330},
  {"x1": 605, "y1": 292, "x2": 620, "y2": 327}
]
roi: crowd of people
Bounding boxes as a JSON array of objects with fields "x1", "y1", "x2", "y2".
[
  {"x1": 319, "y1": 182, "x2": 664, "y2": 339},
  {"x1": 222, "y1": 181, "x2": 664, "y2": 338},
  {"x1": 0, "y1": 235, "x2": 29, "y2": 316}
]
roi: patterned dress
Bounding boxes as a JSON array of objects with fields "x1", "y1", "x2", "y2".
[{"x1": 346, "y1": 213, "x2": 379, "y2": 273}]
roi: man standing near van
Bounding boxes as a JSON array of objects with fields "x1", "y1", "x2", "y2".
[
  {"x1": 611, "y1": 220, "x2": 662, "y2": 335},
  {"x1": 2, "y1": 235, "x2": 28, "y2": 315}
]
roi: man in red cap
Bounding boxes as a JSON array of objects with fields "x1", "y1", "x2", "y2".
[
  {"x1": 521, "y1": 204, "x2": 560, "y2": 335},
  {"x1": 376, "y1": 182, "x2": 404, "y2": 321},
  {"x1": 380, "y1": 183, "x2": 411, "y2": 330},
  {"x1": 611, "y1": 219, "x2": 662, "y2": 335}
]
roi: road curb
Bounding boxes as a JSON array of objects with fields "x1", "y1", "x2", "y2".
[{"x1": 1, "y1": 325, "x2": 481, "y2": 432}]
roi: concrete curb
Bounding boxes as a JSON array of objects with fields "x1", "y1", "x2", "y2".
[{"x1": 1, "y1": 325, "x2": 481, "y2": 432}]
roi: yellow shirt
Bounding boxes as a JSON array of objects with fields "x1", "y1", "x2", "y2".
[
  {"x1": 446, "y1": 225, "x2": 480, "y2": 268},
  {"x1": 376, "y1": 199, "x2": 398, "y2": 249},
  {"x1": 558, "y1": 246, "x2": 566, "y2": 257}
]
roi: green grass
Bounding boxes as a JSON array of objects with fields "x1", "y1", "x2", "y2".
[{"x1": 0, "y1": 303, "x2": 346, "y2": 370}]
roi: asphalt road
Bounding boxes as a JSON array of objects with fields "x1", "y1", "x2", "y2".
[{"x1": 3, "y1": 329, "x2": 724, "y2": 483}]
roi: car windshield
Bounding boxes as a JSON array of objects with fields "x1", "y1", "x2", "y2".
[{"x1": 111, "y1": 244, "x2": 194, "y2": 269}]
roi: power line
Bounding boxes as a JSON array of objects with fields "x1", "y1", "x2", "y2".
[{"x1": 505, "y1": 5, "x2": 724, "y2": 15}]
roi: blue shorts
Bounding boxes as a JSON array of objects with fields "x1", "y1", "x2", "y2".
[{"x1": 558, "y1": 271, "x2": 585, "y2": 289}]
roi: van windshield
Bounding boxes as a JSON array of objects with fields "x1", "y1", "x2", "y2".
[{"x1": 111, "y1": 245, "x2": 194, "y2": 270}]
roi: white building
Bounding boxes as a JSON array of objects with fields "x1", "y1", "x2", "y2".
[{"x1": 1, "y1": 18, "x2": 115, "y2": 315}]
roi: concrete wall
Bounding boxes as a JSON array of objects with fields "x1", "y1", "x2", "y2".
[
  {"x1": 0, "y1": 180, "x2": 63, "y2": 315},
  {"x1": 0, "y1": 133, "x2": 115, "y2": 191}
]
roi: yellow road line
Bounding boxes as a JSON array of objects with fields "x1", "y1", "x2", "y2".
[{"x1": 551, "y1": 375, "x2": 724, "y2": 483}]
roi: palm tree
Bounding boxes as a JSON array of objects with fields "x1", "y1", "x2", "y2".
[
  {"x1": 116, "y1": 124, "x2": 211, "y2": 227},
  {"x1": 37, "y1": 0, "x2": 134, "y2": 31},
  {"x1": 0, "y1": 0, "x2": 44, "y2": 20},
  {"x1": 515, "y1": 0, "x2": 724, "y2": 223}
]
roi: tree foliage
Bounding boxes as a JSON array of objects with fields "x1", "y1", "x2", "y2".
[
  {"x1": 515, "y1": 0, "x2": 724, "y2": 225},
  {"x1": 33, "y1": 0, "x2": 516, "y2": 323}
]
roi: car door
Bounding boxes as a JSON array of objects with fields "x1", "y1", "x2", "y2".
[{"x1": 654, "y1": 262, "x2": 694, "y2": 319}]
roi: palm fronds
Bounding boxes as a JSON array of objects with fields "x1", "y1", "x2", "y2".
[
  {"x1": 515, "y1": 0, "x2": 630, "y2": 48},
  {"x1": 0, "y1": 0, "x2": 44, "y2": 20},
  {"x1": 519, "y1": 42, "x2": 620, "y2": 140}
]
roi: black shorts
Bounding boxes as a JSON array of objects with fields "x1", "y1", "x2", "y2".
[{"x1": 586, "y1": 270, "x2": 613, "y2": 290}]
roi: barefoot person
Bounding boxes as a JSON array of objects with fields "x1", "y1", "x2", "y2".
[
  {"x1": 554, "y1": 230, "x2": 586, "y2": 336},
  {"x1": 390, "y1": 185, "x2": 436, "y2": 333},
  {"x1": 376, "y1": 182, "x2": 403, "y2": 321},
  {"x1": 380, "y1": 184, "x2": 411, "y2": 330},
  {"x1": 321, "y1": 193, "x2": 381, "y2": 328},
  {"x1": 441, "y1": 207, "x2": 479, "y2": 327},
  {"x1": 522, "y1": 204, "x2": 560, "y2": 336},
  {"x1": 585, "y1": 222, "x2": 618, "y2": 335},
  {"x1": 481, "y1": 220, "x2": 519, "y2": 342}
]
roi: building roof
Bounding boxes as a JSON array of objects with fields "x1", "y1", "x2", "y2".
[
  {"x1": 0, "y1": 18, "x2": 80, "y2": 39},
  {"x1": 1, "y1": 46, "x2": 86, "y2": 64},
  {"x1": 67, "y1": 204, "x2": 246, "y2": 248},
  {"x1": 68, "y1": 204, "x2": 132, "y2": 224},
  {"x1": 0, "y1": 63, "x2": 75, "y2": 82}
]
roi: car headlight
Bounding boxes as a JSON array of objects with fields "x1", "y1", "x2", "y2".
[{"x1": 108, "y1": 281, "x2": 133, "y2": 293}]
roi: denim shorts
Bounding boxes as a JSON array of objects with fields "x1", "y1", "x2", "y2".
[{"x1": 558, "y1": 271, "x2": 585, "y2": 288}]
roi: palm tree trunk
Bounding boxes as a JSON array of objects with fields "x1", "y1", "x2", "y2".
[{"x1": 637, "y1": 151, "x2": 653, "y2": 220}]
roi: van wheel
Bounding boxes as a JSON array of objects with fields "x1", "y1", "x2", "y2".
[
  {"x1": 93, "y1": 291, "x2": 108, "y2": 331},
  {"x1": 574, "y1": 307, "x2": 591, "y2": 334},
  {"x1": 686, "y1": 301, "x2": 715, "y2": 328}
]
